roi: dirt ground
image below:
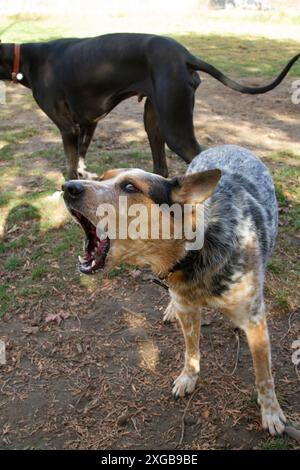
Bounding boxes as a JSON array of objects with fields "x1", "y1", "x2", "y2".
[{"x1": 0, "y1": 74, "x2": 300, "y2": 450}]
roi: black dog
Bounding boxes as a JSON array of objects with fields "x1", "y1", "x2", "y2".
[{"x1": 0, "y1": 33, "x2": 299, "y2": 178}]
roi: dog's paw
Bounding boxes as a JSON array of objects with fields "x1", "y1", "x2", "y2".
[
  {"x1": 172, "y1": 373, "x2": 198, "y2": 398},
  {"x1": 163, "y1": 303, "x2": 176, "y2": 324},
  {"x1": 261, "y1": 405, "x2": 286, "y2": 435},
  {"x1": 78, "y1": 169, "x2": 99, "y2": 180}
]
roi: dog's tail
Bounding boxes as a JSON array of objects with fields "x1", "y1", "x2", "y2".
[{"x1": 189, "y1": 53, "x2": 300, "y2": 94}]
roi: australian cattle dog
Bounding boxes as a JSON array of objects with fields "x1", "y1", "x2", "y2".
[{"x1": 63, "y1": 144, "x2": 286, "y2": 435}]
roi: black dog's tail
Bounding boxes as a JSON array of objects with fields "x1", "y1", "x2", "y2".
[{"x1": 189, "y1": 53, "x2": 300, "y2": 94}]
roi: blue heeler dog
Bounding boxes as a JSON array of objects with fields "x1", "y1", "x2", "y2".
[{"x1": 63, "y1": 144, "x2": 286, "y2": 435}]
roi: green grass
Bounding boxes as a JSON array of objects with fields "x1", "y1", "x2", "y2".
[
  {"x1": 264, "y1": 151, "x2": 300, "y2": 314},
  {"x1": 268, "y1": 260, "x2": 283, "y2": 275},
  {"x1": 0, "y1": 236, "x2": 28, "y2": 253},
  {"x1": 0, "y1": 284, "x2": 10, "y2": 302},
  {"x1": 31, "y1": 247, "x2": 45, "y2": 260},
  {"x1": 6, "y1": 204, "x2": 40, "y2": 225},
  {"x1": 261, "y1": 436, "x2": 290, "y2": 450},
  {"x1": 0, "y1": 192, "x2": 12, "y2": 207},
  {"x1": 20, "y1": 286, "x2": 44, "y2": 297},
  {"x1": 274, "y1": 290, "x2": 290, "y2": 310},
  {"x1": 51, "y1": 225, "x2": 81, "y2": 258},
  {"x1": 0, "y1": 15, "x2": 69, "y2": 42},
  {"x1": 207, "y1": 10, "x2": 300, "y2": 26},
  {"x1": 4, "y1": 254, "x2": 23, "y2": 271},
  {"x1": 172, "y1": 33, "x2": 300, "y2": 77},
  {"x1": 0, "y1": 284, "x2": 16, "y2": 317},
  {"x1": 128, "y1": 150, "x2": 146, "y2": 160},
  {"x1": 275, "y1": 186, "x2": 288, "y2": 207},
  {"x1": 31, "y1": 265, "x2": 49, "y2": 280},
  {"x1": 271, "y1": 152, "x2": 300, "y2": 232},
  {"x1": 108, "y1": 263, "x2": 130, "y2": 278},
  {"x1": 1, "y1": 128, "x2": 39, "y2": 144}
]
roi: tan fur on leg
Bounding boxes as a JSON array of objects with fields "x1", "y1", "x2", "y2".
[
  {"x1": 78, "y1": 157, "x2": 98, "y2": 180},
  {"x1": 244, "y1": 315, "x2": 286, "y2": 435},
  {"x1": 173, "y1": 309, "x2": 201, "y2": 398}
]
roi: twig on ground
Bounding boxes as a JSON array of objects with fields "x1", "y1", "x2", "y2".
[
  {"x1": 230, "y1": 329, "x2": 240, "y2": 376},
  {"x1": 209, "y1": 330, "x2": 241, "y2": 377},
  {"x1": 279, "y1": 310, "x2": 296, "y2": 344},
  {"x1": 295, "y1": 365, "x2": 300, "y2": 381},
  {"x1": 121, "y1": 306, "x2": 144, "y2": 318}
]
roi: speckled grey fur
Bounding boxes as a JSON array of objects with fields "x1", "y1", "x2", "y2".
[
  {"x1": 190, "y1": 145, "x2": 277, "y2": 258},
  {"x1": 176, "y1": 145, "x2": 278, "y2": 298}
]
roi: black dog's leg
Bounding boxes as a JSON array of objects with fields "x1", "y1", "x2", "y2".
[
  {"x1": 155, "y1": 73, "x2": 202, "y2": 163},
  {"x1": 78, "y1": 123, "x2": 98, "y2": 179},
  {"x1": 61, "y1": 130, "x2": 80, "y2": 180},
  {"x1": 143, "y1": 98, "x2": 168, "y2": 178}
]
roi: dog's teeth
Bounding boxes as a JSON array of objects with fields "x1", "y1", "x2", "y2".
[
  {"x1": 78, "y1": 255, "x2": 84, "y2": 263},
  {"x1": 91, "y1": 260, "x2": 96, "y2": 268}
]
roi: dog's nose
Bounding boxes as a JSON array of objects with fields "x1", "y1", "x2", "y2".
[{"x1": 62, "y1": 180, "x2": 85, "y2": 198}]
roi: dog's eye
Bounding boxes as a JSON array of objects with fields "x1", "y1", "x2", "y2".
[{"x1": 121, "y1": 182, "x2": 139, "y2": 193}]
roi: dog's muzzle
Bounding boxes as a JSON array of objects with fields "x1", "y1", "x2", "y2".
[{"x1": 62, "y1": 180, "x2": 110, "y2": 275}]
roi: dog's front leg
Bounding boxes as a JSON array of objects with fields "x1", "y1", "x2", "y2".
[
  {"x1": 172, "y1": 309, "x2": 201, "y2": 398},
  {"x1": 61, "y1": 131, "x2": 80, "y2": 180},
  {"x1": 78, "y1": 124, "x2": 98, "y2": 180},
  {"x1": 243, "y1": 315, "x2": 286, "y2": 435},
  {"x1": 163, "y1": 300, "x2": 177, "y2": 323}
]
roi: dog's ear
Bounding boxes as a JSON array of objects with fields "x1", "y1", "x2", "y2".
[{"x1": 170, "y1": 169, "x2": 221, "y2": 205}]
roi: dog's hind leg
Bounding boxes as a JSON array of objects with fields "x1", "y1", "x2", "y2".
[
  {"x1": 143, "y1": 98, "x2": 168, "y2": 177},
  {"x1": 78, "y1": 123, "x2": 98, "y2": 179},
  {"x1": 241, "y1": 304, "x2": 286, "y2": 435},
  {"x1": 172, "y1": 309, "x2": 201, "y2": 398},
  {"x1": 154, "y1": 70, "x2": 202, "y2": 163}
]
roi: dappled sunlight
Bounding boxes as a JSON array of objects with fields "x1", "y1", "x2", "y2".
[
  {"x1": 138, "y1": 340, "x2": 159, "y2": 372},
  {"x1": 269, "y1": 113, "x2": 300, "y2": 126},
  {"x1": 43, "y1": 170, "x2": 64, "y2": 184},
  {"x1": 123, "y1": 309, "x2": 160, "y2": 372},
  {"x1": 0, "y1": 172, "x2": 30, "y2": 191},
  {"x1": 124, "y1": 311, "x2": 147, "y2": 330},
  {"x1": 0, "y1": 207, "x2": 10, "y2": 238},
  {"x1": 0, "y1": 189, "x2": 70, "y2": 237},
  {"x1": 79, "y1": 271, "x2": 103, "y2": 291},
  {"x1": 122, "y1": 130, "x2": 146, "y2": 145},
  {"x1": 192, "y1": 77, "x2": 300, "y2": 157},
  {"x1": 267, "y1": 152, "x2": 299, "y2": 168},
  {"x1": 37, "y1": 193, "x2": 70, "y2": 231},
  {"x1": 204, "y1": 119, "x2": 300, "y2": 155}
]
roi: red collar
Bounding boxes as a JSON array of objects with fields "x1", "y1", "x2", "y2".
[{"x1": 11, "y1": 44, "x2": 21, "y2": 83}]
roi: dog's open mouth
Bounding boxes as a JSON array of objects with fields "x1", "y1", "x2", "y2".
[{"x1": 70, "y1": 209, "x2": 110, "y2": 275}]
